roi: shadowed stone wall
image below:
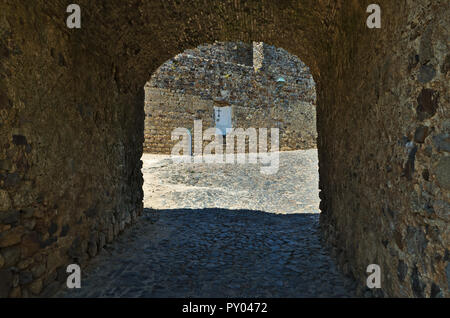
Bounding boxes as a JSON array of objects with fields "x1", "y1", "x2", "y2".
[
  {"x1": 0, "y1": 0, "x2": 448, "y2": 297},
  {"x1": 144, "y1": 41, "x2": 317, "y2": 154}
]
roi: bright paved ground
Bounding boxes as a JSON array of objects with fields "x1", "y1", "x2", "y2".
[{"x1": 143, "y1": 150, "x2": 321, "y2": 214}]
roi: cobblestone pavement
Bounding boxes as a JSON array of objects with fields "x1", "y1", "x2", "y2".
[{"x1": 57, "y1": 150, "x2": 357, "y2": 297}]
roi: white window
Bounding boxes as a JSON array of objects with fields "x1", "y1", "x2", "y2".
[{"x1": 214, "y1": 106, "x2": 232, "y2": 136}]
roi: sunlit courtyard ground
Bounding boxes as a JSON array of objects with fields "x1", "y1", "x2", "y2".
[{"x1": 143, "y1": 149, "x2": 321, "y2": 214}]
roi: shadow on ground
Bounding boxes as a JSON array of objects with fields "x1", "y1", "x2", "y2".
[{"x1": 57, "y1": 208, "x2": 357, "y2": 298}]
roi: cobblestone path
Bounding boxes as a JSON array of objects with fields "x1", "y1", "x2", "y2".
[{"x1": 57, "y1": 150, "x2": 357, "y2": 297}]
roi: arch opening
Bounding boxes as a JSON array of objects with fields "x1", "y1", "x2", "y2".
[{"x1": 142, "y1": 41, "x2": 320, "y2": 215}]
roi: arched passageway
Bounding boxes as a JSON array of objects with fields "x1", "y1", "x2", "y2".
[
  {"x1": 55, "y1": 40, "x2": 342, "y2": 297},
  {"x1": 0, "y1": 1, "x2": 448, "y2": 297}
]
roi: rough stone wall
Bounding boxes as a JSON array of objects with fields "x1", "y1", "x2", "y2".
[
  {"x1": 253, "y1": 42, "x2": 265, "y2": 72},
  {"x1": 145, "y1": 42, "x2": 316, "y2": 153},
  {"x1": 316, "y1": 1, "x2": 450, "y2": 298},
  {"x1": 0, "y1": 0, "x2": 448, "y2": 298},
  {"x1": 0, "y1": 1, "x2": 144, "y2": 297},
  {"x1": 144, "y1": 87, "x2": 316, "y2": 154},
  {"x1": 185, "y1": 41, "x2": 254, "y2": 67},
  {"x1": 144, "y1": 88, "x2": 215, "y2": 154}
]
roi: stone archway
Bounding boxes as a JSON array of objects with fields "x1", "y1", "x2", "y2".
[{"x1": 0, "y1": 0, "x2": 448, "y2": 297}]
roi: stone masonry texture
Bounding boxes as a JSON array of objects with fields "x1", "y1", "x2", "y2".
[
  {"x1": 144, "y1": 41, "x2": 317, "y2": 154},
  {"x1": 0, "y1": 0, "x2": 448, "y2": 297}
]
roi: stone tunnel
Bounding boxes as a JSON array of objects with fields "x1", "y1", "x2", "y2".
[{"x1": 0, "y1": 0, "x2": 448, "y2": 297}]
